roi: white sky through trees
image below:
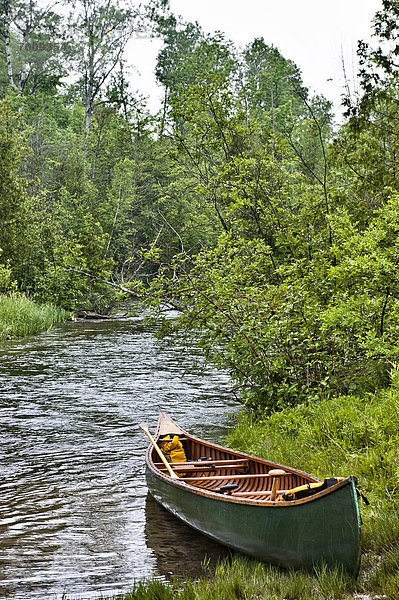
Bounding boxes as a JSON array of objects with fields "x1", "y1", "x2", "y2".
[{"x1": 127, "y1": 0, "x2": 382, "y2": 122}]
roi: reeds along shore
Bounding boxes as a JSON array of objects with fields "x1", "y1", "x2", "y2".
[{"x1": 0, "y1": 294, "x2": 69, "y2": 339}]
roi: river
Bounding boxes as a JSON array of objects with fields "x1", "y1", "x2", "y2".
[{"x1": 0, "y1": 315, "x2": 240, "y2": 599}]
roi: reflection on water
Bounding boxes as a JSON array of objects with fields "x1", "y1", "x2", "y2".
[
  {"x1": 144, "y1": 494, "x2": 232, "y2": 580},
  {"x1": 0, "y1": 315, "x2": 239, "y2": 599}
]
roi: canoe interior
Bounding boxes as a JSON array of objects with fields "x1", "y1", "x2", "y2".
[
  {"x1": 150, "y1": 414, "x2": 320, "y2": 503},
  {"x1": 146, "y1": 413, "x2": 361, "y2": 576}
]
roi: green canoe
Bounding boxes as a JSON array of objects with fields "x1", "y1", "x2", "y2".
[{"x1": 144, "y1": 412, "x2": 361, "y2": 576}]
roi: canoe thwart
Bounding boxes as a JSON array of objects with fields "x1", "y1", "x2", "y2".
[
  {"x1": 154, "y1": 462, "x2": 248, "y2": 473},
  {"x1": 179, "y1": 472, "x2": 291, "y2": 483},
  {"x1": 160, "y1": 459, "x2": 249, "y2": 467}
]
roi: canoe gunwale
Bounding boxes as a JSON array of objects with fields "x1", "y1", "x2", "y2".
[{"x1": 145, "y1": 414, "x2": 354, "y2": 508}]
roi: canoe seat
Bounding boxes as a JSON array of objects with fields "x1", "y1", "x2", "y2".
[
  {"x1": 154, "y1": 461, "x2": 249, "y2": 474},
  {"x1": 154, "y1": 459, "x2": 249, "y2": 467},
  {"x1": 171, "y1": 459, "x2": 250, "y2": 467},
  {"x1": 174, "y1": 463, "x2": 248, "y2": 473}
]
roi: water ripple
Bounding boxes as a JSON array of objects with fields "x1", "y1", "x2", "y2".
[{"x1": 0, "y1": 315, "x2": 238, "y2": 599}]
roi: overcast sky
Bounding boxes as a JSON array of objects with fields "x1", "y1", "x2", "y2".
[{"x1": 127, "y1": 0, "x2": 383, "y2": 121}]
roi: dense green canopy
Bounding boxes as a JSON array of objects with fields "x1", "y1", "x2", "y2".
[{"x1": 1, "y1": 0, "x2": 398, "y2": 406}]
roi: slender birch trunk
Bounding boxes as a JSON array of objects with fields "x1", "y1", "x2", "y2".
[{"x1": 3, "y1": 0, "x2": 17, "y2": 89}]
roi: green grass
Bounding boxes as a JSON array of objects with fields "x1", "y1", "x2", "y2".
[
  {"x1": 226, "y1": 382, "x2": 399, "y2": 509},
  {"x1": 103, "y1": 558, "x2": 356, "y2": 600},
  {"x1": 0, "y1": 294, "x2": 69, "y2": 339}
]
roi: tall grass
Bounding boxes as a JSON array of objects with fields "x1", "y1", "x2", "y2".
[
  {"x1": 0, "y1": 294, "x2": 69, "y2": 339},
  {"x1": 104, "y1": 558, "x2": 355, "y2": 600}
]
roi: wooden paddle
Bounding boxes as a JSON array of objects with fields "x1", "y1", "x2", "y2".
[{"x1": 139, "y1": 423, "x2": 179, "y2": 479}]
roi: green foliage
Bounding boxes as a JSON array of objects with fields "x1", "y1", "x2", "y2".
[
  {"x1": 0, "y1": 1, "x2": 334, "y2": 322},
  {"x1": 143, "y1": 22, "x2": 399, "y2": 407},
  {"x1": 156, "y1": 16, "x2": 236, "y2": 131},
  {"x1": 0, "y1": 259, "x2": 17, "y2": 293},
  {"x1": 330, "y1": 95, "x2": 399, "y2": 225},
  {"x1": 0, "y1": 0, "x2": 67, "y2": 96},
  {"x1": 241, "y1": 37, "x2": 307, "y2": 132},
  {"x1": 68, "y1": 0, "x2": 169, "y2": 132},
  {"x1": 149, "y1": 231, "x2": 334, "y2": 408},
  {"x1": 287, "y1": 93, "x2": 333, "y2": 184},
  {"x1": 0, "y1": 0, "x2": 398, "y2": 404},
  {"x1": 0, "y1": 98, "x2": 40, "y2": 271},
  {"x1": 145, "y1": 75, "x2": 386, "y2": 406},
  {"x1": 324, "y1": 194, "x2": 399, "y2": 365},
  {"x1": 344, "y1": 0, "x2": 399, "y2": 118},
  {"x1": 334, "y1": 0, "x2": 399, "y2": 225}
]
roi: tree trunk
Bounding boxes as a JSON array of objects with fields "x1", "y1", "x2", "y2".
[
  {"x1": 84, "y1": 7, "x2": 95, "y2": 134},
  {"x1": 270, "y1": 69, "x2": 275, "y2": 135},
  {"x1": 270, "y1": 68, "x2": 276, "y2": 155},
  {"x1": 160, "y1": 88, "x2": 168, "y2": 135},
  {"x1": 85, "y1": 59, "x2": 94, "y2": 133},
  {"x1": 17, "y1": 0, "x2": 34, "y2": 92},
  {"x1": 3, "y1": 0, "x2": 17, "y2": 89},
  {"x1": 18, "y1": 42, "x2": 29, "y2": 91},
  {"x1": 85, "y1": 93, "x2": 93, "y2": 133}
]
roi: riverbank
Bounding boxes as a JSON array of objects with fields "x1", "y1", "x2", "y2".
[
  {"x1": 115, "y1": 558, "x2": 359, "y2": 599},
  {"x1": 224, "y1": 377, "x2": 399, "y2": 599},
  {"x1": 110, "y1": 369, "x2": 399, "y2": 600},
  {"x1": 0, "y1": 294, "x2": 69, "y2": 339}
]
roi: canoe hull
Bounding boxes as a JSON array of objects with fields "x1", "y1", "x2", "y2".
[{"x1": 146, "y1": 468, "x2": 361, "y2": 575}]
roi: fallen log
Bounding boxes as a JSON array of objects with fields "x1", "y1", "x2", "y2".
[{"x1": 74, "y1": 310, "x2": 116, "y2": 320}]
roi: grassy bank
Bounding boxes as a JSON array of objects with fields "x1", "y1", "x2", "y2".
[
  {"x1": 116, "y1": 558, "x2": 357, "y2": 600},
  {"x1": 0, "y1": 294, "x2": 69, "y2": 339},
  {"x1": 225, "y1": 387, "x2": 399, "y2": 598},
  {"x1": 109, "y1": 370, "x2": 399, "y2": 600}
]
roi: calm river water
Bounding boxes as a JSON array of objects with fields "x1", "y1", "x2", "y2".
[{"x1": 0, "y1": 315, "x2": 239, "y2": 599}]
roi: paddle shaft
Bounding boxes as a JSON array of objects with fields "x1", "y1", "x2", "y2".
[{"x1": 139, "y1": 424, "x2": 179, "y2": 479}]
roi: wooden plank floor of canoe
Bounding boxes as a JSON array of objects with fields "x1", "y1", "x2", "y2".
[{"x1": 151, "y1": 418, "x2": 318, "y2": 498}]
